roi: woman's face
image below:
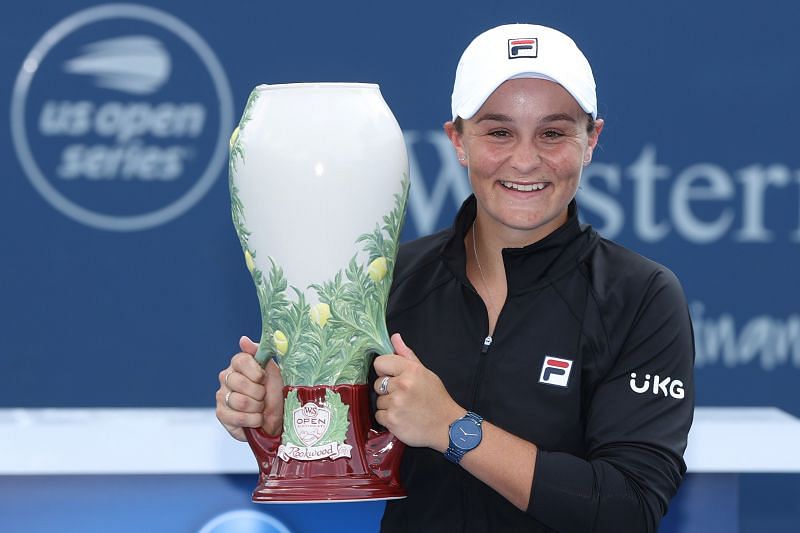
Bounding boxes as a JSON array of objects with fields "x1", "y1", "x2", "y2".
[{"x1": 446, "y1": 77, "x2": 603, "y2": 246}]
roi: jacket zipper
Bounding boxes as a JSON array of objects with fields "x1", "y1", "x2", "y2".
[
  {"x1": 462, "y1": 334, "x2": 492, "y2": 533},
  {"x1": 469, "y1": 335, "x2": 493, "y2": 409}
]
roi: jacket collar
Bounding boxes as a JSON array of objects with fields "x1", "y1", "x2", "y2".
[{"x1": 440, "y1": 195, "x2": 593, "y2": 296}]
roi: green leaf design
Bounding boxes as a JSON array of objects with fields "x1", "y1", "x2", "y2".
[
  {"x1": 254, "y1": 259, "x2": 290, "y2": 366},
  {"x1": 228, "y1": 88, "x2": 260, "y2": 174},
  {"x1": 318, "y1": 390, "x2": 350, "y2": 445},
  {"x1": 281, "y1": 390, "x2": 302, "y2": 446},
  {"x1": 231, "y1": 164, "x2": 410, "y2": 384},
  {"x1": 280, "y1": 389, "x2": 351, "y2": 449}
]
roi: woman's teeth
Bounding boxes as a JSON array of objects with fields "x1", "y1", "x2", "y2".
[{"x1": 500, "y1": 181, "x2": 546, "y2": 192}]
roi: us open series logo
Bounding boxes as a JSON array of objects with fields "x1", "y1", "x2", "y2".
[{"x1": 11, "y1": 4, "x2": 233, "y2": 231}]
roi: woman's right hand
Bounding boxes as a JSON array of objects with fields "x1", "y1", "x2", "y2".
[{"x1": 216, "y1": 335, "x2": 284, "y2": 442}]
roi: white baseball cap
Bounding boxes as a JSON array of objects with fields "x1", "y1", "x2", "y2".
[{"x1": 451, "y1": 24, "x2": 597, "y2": 121}]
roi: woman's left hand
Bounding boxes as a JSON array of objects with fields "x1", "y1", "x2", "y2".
[{"x1": 373, "y1": 333, "x2": 466, "y2": 451}]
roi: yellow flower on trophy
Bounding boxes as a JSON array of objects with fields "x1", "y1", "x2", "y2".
[
  {"x1": 229, "y1": 126, "x2": 240, "y2": 150},
  {"x1": 310, "y1": 302, "x2": 331, "y2": 326},
  {"x1": 368, "y1": 257, "x2": 388, "y2": 282},
  {"x1": 244, "y1": 250, "x2": 255, "y2": 273},
  {"x1": 273, "y1": 330, "x2": 288, "y2": 355}
]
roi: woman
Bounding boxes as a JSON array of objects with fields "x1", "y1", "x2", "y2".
[{"x1": 217, "y1": 24, "x2": 694, "y2": 532}]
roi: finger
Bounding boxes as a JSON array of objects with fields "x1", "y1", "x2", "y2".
[
  {"x1": 263, "y1": 358, "x2": 285, "y2": 406},
  {"x1": 216, "y1": 402, "x2": 265, "y2": 437},
  {"x1": 391, "y1": 333, "x2": 420, "y2": 363},
  {"x1": 220, "y1": 370, "x2": 266, "y2": 401},
  {"x1": 374, "y1": 407, "x2": 388, "y2": 429},
  {"x1": 230, "y1": 351, "x2": 266, "y2": 384},
  {"x1": 265, "y1": 357, "x2": 283, "y2": 382},
  {"x1": 373, "y1": 354, "x2": 408, "y2": 377},
  {"x1": 217, "y1": 387, "x2": 265, "y2": 414},
  {"x1": 375, "y1": 394, "x2": 391, "y2": 411},
  {"x1": 221, "y1": 355, "x2": 266, "y2": 395},
  {"x1": 218, "y1": 368, "x2": 229, "y2": 386},
  {"x1": 239, "y1": 335, "x2": 259, "y2": 355}
]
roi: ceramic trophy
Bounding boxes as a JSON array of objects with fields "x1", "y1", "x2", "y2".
[{"x1": 228, "y1": 83, "x2": 409, "y2": 502}]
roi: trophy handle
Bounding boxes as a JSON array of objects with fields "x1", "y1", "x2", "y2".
[
  {"x1": 365, "y1": 429, "x2": 406, "y2": 482},
  {"x1": 244, "y1": 426, "x2": 281, "y2": 471}
]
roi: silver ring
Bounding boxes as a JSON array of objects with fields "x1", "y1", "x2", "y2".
[
  {"x1": 378, "y1": 376, "x2": 390, "y2": 395},
  {"x1": 224, "y1": 390, "x2": 232, "y2": 408},
  {"x1": 224, "y1": 370, "x2": 232, "y2": 387}
]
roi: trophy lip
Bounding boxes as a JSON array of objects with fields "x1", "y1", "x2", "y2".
[{"x1": 255, "y1": 82, "x2": 380, "y2": 92}]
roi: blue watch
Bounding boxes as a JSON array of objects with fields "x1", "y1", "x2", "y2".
[{"x1": 444, "y1": 411, "x2": 483, "y2": 464}]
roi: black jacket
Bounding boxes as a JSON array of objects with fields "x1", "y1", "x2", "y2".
[{"x1": 381, "y1": 196, "x2": 695, "y2": 532}]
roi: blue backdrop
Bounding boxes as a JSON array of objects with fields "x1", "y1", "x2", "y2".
[{"x1": 1, "y1": 1, "x2": 798, "y2": 530}]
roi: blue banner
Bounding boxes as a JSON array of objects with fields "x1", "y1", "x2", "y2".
[{"x1": 3, "y1": 0, "x2": 797, "y2": 413}]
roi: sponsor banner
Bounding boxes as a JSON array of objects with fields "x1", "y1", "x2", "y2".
[{"x1": 1, "y1": 1, "x2": 799, "y2": 420}]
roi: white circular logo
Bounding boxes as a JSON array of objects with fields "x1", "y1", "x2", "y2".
[
  {"x1": 10, "y1": 3, "x2": 234, "y2": 231},
  {"x1": 198, "y1": 509, "x2": 293, "y2": 533}
]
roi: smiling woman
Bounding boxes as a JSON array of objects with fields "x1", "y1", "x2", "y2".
[
  {"x1": 217, "y1": 23, "x2": 695, "y2": 533},
  {"x1": 446, "y1": 78, "x2": 603, "y2": 250}
]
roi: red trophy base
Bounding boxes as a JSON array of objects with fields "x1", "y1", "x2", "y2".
[{"x1": 245, "y1": 384, "x2": 406, "y2": 503}]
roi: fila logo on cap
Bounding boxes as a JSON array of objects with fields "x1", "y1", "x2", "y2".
[
  {"x1": 539, "y1": 356, "x2": 573, "y2": 387},
  {"x1": 508, "y1": 38, "x2": 538, "y2": 59}
]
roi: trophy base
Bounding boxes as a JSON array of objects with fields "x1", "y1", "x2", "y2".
[
  {"x1": 245, "y1": 384, "x2": 407, "y2": 504},
  {"x1": 251, "y1": 476, "x2": 407, "y2": 503}
]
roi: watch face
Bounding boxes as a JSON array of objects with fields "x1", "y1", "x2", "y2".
[{"x1": 450, "y1": 418, "x2": 482, "y2": 451}]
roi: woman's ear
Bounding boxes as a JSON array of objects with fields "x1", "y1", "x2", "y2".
[
  {"x1": 583, "y1": 118, "x2": 604, "y2": 166},
  {"x1": 444, "y1": 121, "x2": 467, "y2": 167}
]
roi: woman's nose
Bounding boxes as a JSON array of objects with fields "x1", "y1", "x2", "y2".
[{"x1": 510, "y1": 141, "x2": 541, "y2": 173}]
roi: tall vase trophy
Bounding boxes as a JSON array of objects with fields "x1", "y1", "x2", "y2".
[{"x1": 228, "y1": 83, "x2": 409, "y2": 502}]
